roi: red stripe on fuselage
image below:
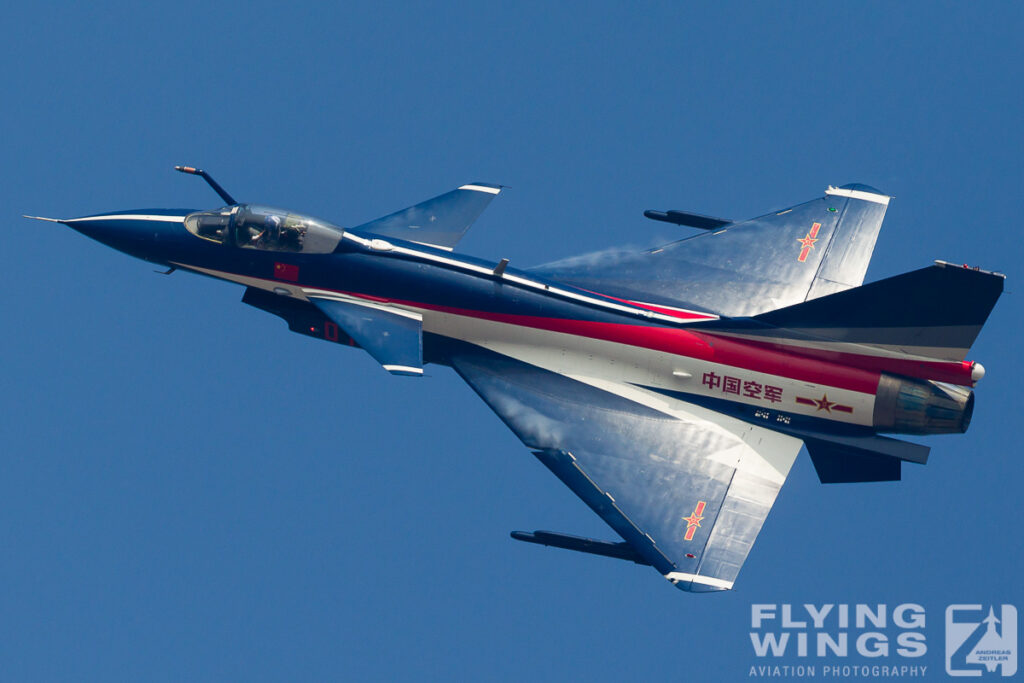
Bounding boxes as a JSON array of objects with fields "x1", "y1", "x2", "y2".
[
  {"x1": 700, "y1": 334, "x2": 976, "y2": 386},
  {"x1": 326, "y1": 289, "x2": 881, "y2": 394}
]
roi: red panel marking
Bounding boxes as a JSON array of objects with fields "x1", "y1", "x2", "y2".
[
  {"x1": 274, "y1": 262, "x2": 299, "y2": 282},
  {"x1": 709, "y1": 335, "x2": 977, "y2": 387},
  {"x1": 797, "y1": 222, "x2": 822, "y2": 262},
  {"x1": 247, "y1": 276, "x2": 967, "y2": 391},
  {"x1": 315, "y1": 289, "x2": 882, "y2": 393},
  {"x1": 796, "y1": 394, "x2": 854, "y2": 414},
  {"x1": 220, "y1": 257, "x2": 977, "y2": 389},
  {"x1": 683, "y1": 501, "x2": 706, "y2": 541}
]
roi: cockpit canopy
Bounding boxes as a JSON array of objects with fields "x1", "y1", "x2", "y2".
[{"x1": 184, "y1": 205, "x2": 344, "y2": 254}]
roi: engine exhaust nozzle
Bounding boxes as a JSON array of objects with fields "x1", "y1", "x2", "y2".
[{"x1": 873, "y1": 374, "x2": 974, "y2": 435}]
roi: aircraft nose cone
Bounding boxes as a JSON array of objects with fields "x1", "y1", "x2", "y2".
[
  {"x1": 63, "y1": 215, "x2": 142, "y2": 245},
  {"x1": 60, "y1": 212, "x2": 177, "y2": 262}
]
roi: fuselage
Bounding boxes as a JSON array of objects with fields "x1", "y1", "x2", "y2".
[{"x1": 60, "y1": 206, "x2": 978, "y2": 440}]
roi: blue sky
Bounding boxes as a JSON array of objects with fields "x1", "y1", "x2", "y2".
[{"x1": 2, "y1": 2, "x2": 1022, "y2": 680}]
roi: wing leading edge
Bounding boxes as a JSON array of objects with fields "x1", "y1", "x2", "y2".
[
  {"x1": 531, "y1": 184, "x2": 890, "y2": 317},
  {"x1": 446, "y1": 342, "x2": 802, "y2": 592}
]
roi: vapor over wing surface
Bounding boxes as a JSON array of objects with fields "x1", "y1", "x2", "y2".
[{"x1": 447, "y1": 342, "x2": 803, "y2": 592}]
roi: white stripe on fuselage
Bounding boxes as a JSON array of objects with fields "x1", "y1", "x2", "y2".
[
  {"x1": 171, "y1": 263, "x2": 310, "y2": 299},
  {"x1": 339, "y1": 232, "x2": 716, "y2": 326},
  {"x1": 304, "y1": 287, "x2": 423, "y2": 321},
  {"x1": 66, "y1": 214, "x2": 186, "y2": 223}
]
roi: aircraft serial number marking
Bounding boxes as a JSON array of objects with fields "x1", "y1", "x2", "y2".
[{"x1": 754, "y1": 409, "x2": 792, "y2": 425}]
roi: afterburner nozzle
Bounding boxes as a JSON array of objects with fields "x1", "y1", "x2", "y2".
[{"x1": 874, "y1": 374, "x2": 974, "y2": 435}]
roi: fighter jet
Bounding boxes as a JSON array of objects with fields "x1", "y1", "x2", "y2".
[{"x1": 27, "y1": 167, "x2": 1003, "y2": 593}]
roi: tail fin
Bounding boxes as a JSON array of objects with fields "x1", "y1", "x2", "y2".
[
  {"x1": 751, "y1": 262, "x2": 1004, "y2": 362},
  {"x1": 533, "y1": 184, "x2": 891, "y2": 317},
  {"x1": 351, "y1": 182, "x2": 501, "y2": 250}
]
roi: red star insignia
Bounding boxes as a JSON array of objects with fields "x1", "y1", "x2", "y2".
[
  {"x1": 813, "y1": 394, "x2": 836, "y2": 412},
  {"x1": 796, "y1": 222, "x2": 822, "y2": 262},
  {"x1": 683, "y1": 500, "x2": 707, "y2": 540}
]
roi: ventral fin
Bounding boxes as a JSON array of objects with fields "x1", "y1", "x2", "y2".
[{"x1": 308, "y1": 296, "x2": 423, "y2": 376}]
